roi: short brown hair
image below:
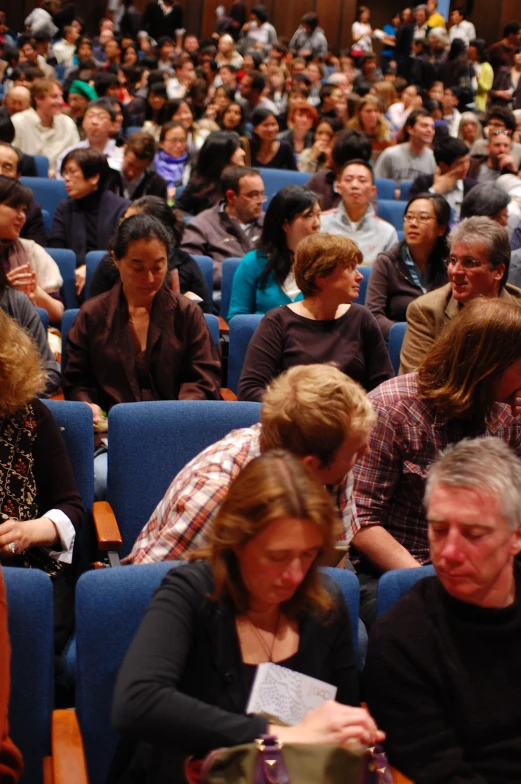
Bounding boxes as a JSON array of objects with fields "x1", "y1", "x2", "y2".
[
  {"x1": 125, "y1": 130, "x2": 156, "y2": 161},
  {"x1": 417, "y1": 298, "x2": 521, "y2": 421},
  {"x1": 192, "y1": 450, "x2": 342, "y2": 617},
  {"x1": 260, "y1": 364, "x2": 374, "y2": 468},
  {"x1": 30, "y1": 77, "x2": 61, "y2": 107},
  {"x1": 0, "y1": 310, "x2": 45, "y2": 413},
  {"x1": 294, "y1": 233, "x2": 363, "y2": 297}
]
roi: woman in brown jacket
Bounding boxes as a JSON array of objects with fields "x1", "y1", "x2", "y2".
[{"x1": 365, "y1": 193, "x2": 450, "y2": 341}]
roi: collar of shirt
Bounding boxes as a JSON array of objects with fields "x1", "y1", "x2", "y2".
[{"x1": 337, "y1": 199, "x2": 373, "y2": 228}]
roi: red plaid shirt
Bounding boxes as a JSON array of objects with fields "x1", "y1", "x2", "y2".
[
  {"x1": 126, "y1": 424, "x2": 359, "y2": 564},
  {"x1": 353, "y1": 374, "x2": 521, "y2": 563}
]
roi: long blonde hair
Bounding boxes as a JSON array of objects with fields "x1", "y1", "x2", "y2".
[
  {"x1": 0, "y1": 309, "x2": 45, "y2": 414},
  {"x1": 348, "y1": 95, "x2": 391, "y2": 142},
  {"x1": 191, "y1": 451, "x2": 342, "y2": 617}
]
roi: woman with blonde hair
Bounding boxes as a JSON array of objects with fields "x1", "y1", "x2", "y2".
[
  {"x1": 0, "y1": 309, "x2": 84, "y2": 653},
  {"x1": 373, "y1": 80, "x2": 397, "y2": 113},
  {"x1": 238, "y1": 233, "x2": 393, "y2": 401},
  {"x1": 457, "y1": 111, "x2": 483, "y2": 148},
  {"x1": 112, "y1": 450, "x2": 383, "y2": 783},
  {"x1": 347, "y1": 95, "x2": 393, "y2": 161}
]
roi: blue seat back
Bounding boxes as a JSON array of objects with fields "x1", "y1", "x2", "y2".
[
  {"x1": 45, "y1": 247, "x2": 77, "y2": 309},
  {"x1": 85, "y1": 250, "x2": 107, "y2": 300},
  {"x1": 204, "y1": 313, "x2": 220, "y2": 350},
  {"x1": 261, "y1": 169, "x2": 309, "y2": 208},
  {"x1": 321, "y1": 567, "x2": 359, "y2": 652},
  {"x1": 375, "y1": 178, "x2": 396, "y2": 200},
  {"x1": 227, "y1": 314, "x2": 263, "y2": 394},
  {"x1": 107, "y1": 401, "x2": 262, "y2": 556},
  {"x1": 61, "y1": 308, "x2": 80, "y2": 371},
  {"x1": 193, "y1": 254, "x2": 214, "y2": 294},
  {"x1": 388, "y1": 321, "x2": 407, "y2": 374},
  {"x1": 33, "y1": 155, "x2": 49, "y2": 178},
  {"x1": 41, "y1": 208, "x2": 51, "y2": 235},
  {"x1": 4, "y1": 567, "x2": 54, "y2": 784},
  {"x1": 377, "y1": 565, "x2": 436, "y2": 617},
  {"x1": 36, "y1": 307, "x2": 49, "y2": 332},
  {"x1": 20, "y1": 177, "x2": 67, "y2": 221},
  {"x1": 376, "y1": 199, "x2": 406, "y2": 232},
  {"x1": 353, "y1": 265, "x2": 371, "y2": 306},
  {"x1": 126, "y1": 126, "x2": 143, "y2": 137},
  {"x1": 75, "y1": 562, "x2": 359, "y2": 784},
  {"x1": 221, "y1": 257, "x2": 242, "y2": 321},
  {"x1": 399, "y1": 180, "x2": 413, "y2": 200},
  {"x1": 42, "y1": 400, "x2": 94, "y2": 510},
  {"x1": 54, "y1": 65, "x2": 66, "y2": 83},
  {"x1": 397, "y1": 230, "x2": 404, "y2": 241}
]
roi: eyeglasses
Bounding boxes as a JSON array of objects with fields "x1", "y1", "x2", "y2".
[
  {"x1": 444, "y1": 256, "x2": 484, "y2": 270},
  {"x1": 163, "y1": 136, "x2": 187, "y2": 145},
  {"x1": 403, "y1": 213, "x2": 435, "y2": 224},
  {"x1": 239, "y1": 190, "x2": 268, "y2": 202}
]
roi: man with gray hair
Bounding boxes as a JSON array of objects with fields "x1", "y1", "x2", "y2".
[
  {"x1": 400, "y1": 215, "x2": 521, "y2": 373},
  {"x1": 365, "y1": 437, "x2": 521, "y2": 784}
]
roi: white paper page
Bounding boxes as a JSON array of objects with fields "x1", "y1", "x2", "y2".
[{"x1": 246, "y1": 662, "x2": 337, "y2": 726}]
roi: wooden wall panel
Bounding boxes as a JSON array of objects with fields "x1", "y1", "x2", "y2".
[
  {"x1": 316, "y1": 0, "x2": 341, "y2": 51},
  {"x1": 271, "y1": 0, "x2": 314, "y2": 44}
]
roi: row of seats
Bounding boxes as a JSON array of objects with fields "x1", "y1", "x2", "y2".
[{"x1": 6, "y1": 560, "x2": 433, "y2": 784}]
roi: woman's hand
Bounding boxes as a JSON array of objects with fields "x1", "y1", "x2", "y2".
[
  {"x1": 0, "y1": 516, "x2": 59, "y2": 554},
  {"x1": 75, "y1": 264, "x2": 87, "y2": 295},
  {"x1": 87, "y1": 403, "x2": 108, "y2": 432},
  {"x1": 271, "y1": 701, "x2": 385, "y2": 749},
  {"x1": 310, "y1": 138, "x2": 329, "y2": 161},
  {"x1": 6, "y1": 264, "x2": 37, "y2": 300}
]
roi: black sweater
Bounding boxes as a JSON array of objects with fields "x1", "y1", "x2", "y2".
[
  {"x1": 365, "y1": 572, "x2": 521, "y2": 784},
  {"x1": 111, "y1": 561, "x2": 358, "y2": 783}
]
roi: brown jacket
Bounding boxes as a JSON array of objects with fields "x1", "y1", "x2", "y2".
[
  {"x1": 0, "y1": 569, "x2": 23, "y2": 783},
  {"x1": 399, "y1": 282, "x2": 521, "y2": 374},
  {"x1": 63, "y1": 282, "x2": 221, "y2": 411}
]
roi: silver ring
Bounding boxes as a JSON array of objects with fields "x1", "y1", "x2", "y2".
[{"x1": 8, "y1": 542, "x2": 16, "y2": 554}]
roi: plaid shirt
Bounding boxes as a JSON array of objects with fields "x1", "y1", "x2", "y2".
[
  {"x1": 126, "y1": 424, "x2": 359, "y2": 564},
  {"x1": 353, "y1": 374, "x2": 521, "y2": 564}
]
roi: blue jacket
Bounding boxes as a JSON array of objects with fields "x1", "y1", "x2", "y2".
[{"x1": 227, "y1": 250, "x2": 303, "y2": 320}]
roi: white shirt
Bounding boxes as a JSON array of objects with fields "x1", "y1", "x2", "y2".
[
  {"x1": 352, "y1": 21, "x2": 372, "y2": 51},
  {"x1": 428, "y1": 179, "x2": 464, "y2": 220},
  {"x1": 12, "y1": 108, "x2": 80, "y2": 169},
  {"x1": 449, "y1": 20, "x2": 476, "y2": 46},
  {"x1": 388, "y1": 102, "x2": 411, "y2": 130},
  {"x1": 443, "y1": 108, "x2": 462, "y2": 137},
  {"x1": 53, "y1": 39, "x2": 77, "y2": 67}
]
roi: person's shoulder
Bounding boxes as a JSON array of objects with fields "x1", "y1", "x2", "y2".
[
  {"x1": 159, "y1": 560, "x2": 215, "y2": 601},
  {"x1": 240, "y1": 249, "x2": 266, "y2": 268},
  {"x1": 18, "y1": 237, "x2": 53, "y2": 262},
  {"x1": 370, "y1": 575, "x2": 441, "y2": 645},
  {"x1": 12, "y1": 108, "x2": 37, "y2": 126},
  {"x1": 368, "y1": 372, "x2": 422, "y2": 411},
  {"x1": 502, "y1": 283, "x2": 521, "y2": 304},
  {"x1": 409, "y1": 282, "x2": 452, "y2": 314},
  {"x1": 56, "y1": 111, "x2": 78, "y2": 128},
  {"x1": 79, "y1": 286, "x2": 117, "y2": 315},
  {"x1": 185, "y1": 202, "x2": 221, "y2": 225}
]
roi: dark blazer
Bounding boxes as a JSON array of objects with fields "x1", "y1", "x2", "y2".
[
  {"x1": 406, "y1": 174, "x2": 478, "y2": 200},
  {"x1": 63, "y1": 282, "x2": 221, "y2": 412},
  {"x1": 127, "y1": 169, "x2": 168, "y2": 201},
  {"x1": 110, "y1": 561, "x2": 358, "y2": 783},
  {"x1": 48, "y1": 189, "x2": 129, "y2": 268},
  {"x1": 141, "y1": 1, "x2": 183, "y2": 41},
  {"x1": 20, "y1": 200, "x2": 47, "y2": 247}
]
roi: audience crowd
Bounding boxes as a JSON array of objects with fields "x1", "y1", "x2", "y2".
[{"x1": 1, "y1": 1, "x2": 521, "y2": 782}]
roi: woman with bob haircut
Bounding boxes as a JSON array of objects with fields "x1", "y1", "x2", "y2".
[
  {"x1": 174, "y1": 130, "x2": 246, "y2": 216},
  {"x1": 111, "y1": 450, "x2": 383, "y2": 783},
  {"x1": 366, "y1": 192, "x2": 450, "y2": 341},
  {"x1": 238, "y1": 233, "x2": 393, "y2": 402},
  {"x1": 347, "y1": 95, "x2": 393, "y2": 161},
  {"x1": 354, "y1": 298, "x2": 521, "y2": 598},
  {"x1": 49, "y1": 147, "x2": 129, "y2": 295},
  {"x1": 277, "y1": 100, "x2": 318, "y2": 162},
  {"x1": 228, "y1": 185, "x2": 321, "y2": 319},
  {"x1": 249, "y1": 107, "x2": 298, "y2": 171},
  {"x1": 0, "y1": 176, "x2": 64, "y2": 322},
  {"x1": 0, "y1": 309, "x2": 84, "y2": 653}
]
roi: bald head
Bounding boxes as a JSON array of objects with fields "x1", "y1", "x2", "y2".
[{"x1": 6, "y1": 87, "x2": 31, "y2": 116}]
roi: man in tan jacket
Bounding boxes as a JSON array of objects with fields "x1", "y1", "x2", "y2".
[{"x1": 400, "y1": 216, "x2": 521, "y2": 373}]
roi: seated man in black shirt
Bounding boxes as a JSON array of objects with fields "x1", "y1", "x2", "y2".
[
  {"x1": 366, "y1": 437, "x2": 521, "y2": 784},
  {"x1": 119, "y1": 131, "x2": 168, "y2": 201}
]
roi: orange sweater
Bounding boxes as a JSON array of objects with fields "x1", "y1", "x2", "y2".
[{"x1": 0, "y1": 569, "x2": 23, "y2": 783}]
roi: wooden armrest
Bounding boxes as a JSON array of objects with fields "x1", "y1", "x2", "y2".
[
  {"x1": 93, "y1": 501, "x2": 123, "y2": 551},
  {"x1": 390, "y1": 766, "x2": 414, "y2": 784},
  {"x1": 218, "y1": 316, "x2": 230, "y2": 334},
  {"x1": 220, "y1": 388, "x2": 237, "y2": 401},
  {"x1": 51, "y1": 710, "x2": 88, "y2": 784},
  {"x1": 43, "y1": 756, "x2": 54, "y2": 784},
  {"x1": 50, "y1": 391, "x2": 64, "y2": 401}
]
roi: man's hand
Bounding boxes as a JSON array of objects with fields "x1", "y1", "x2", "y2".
[
  {"x1": 431, "y1": 167, "x2": 460, "y2": 194},
  {"x1": 497, "y1": 153, "x2": 517, "y2": 173}
]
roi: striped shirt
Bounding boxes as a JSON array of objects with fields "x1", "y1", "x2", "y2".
[{"x1": 125, "y1": 424, "x2": 359, "y2": 564}]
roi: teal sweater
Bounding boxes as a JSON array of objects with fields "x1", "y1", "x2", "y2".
[{"x1": 227, "y1": 250, "x2": 303, "y2": 320}]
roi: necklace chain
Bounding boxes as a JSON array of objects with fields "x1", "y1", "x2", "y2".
[{"x1": 244, "y1": 610, "x2": 281, "y2": 663}]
